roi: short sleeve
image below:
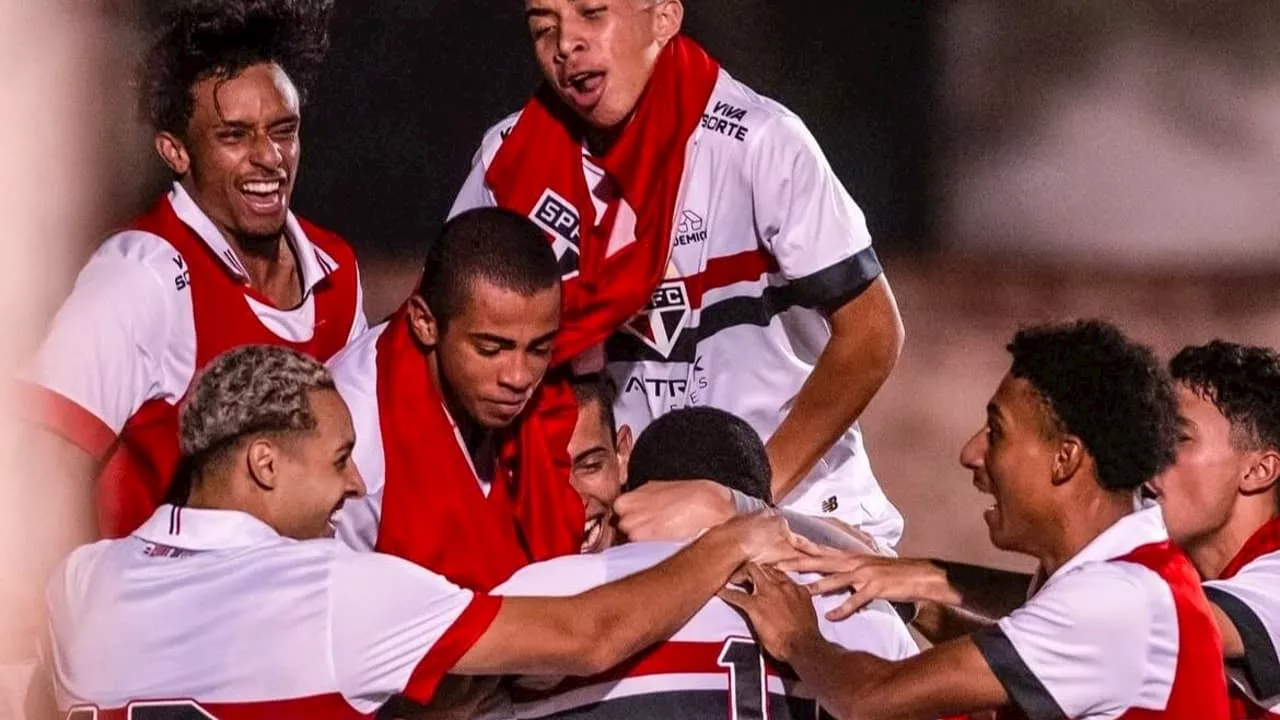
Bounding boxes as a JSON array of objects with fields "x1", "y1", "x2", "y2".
[
  {"x1": 19, "y1": 232, "x2": 182, "y2": 455},
  {"x1": 1205, "y1": 552, "x2": 1280, "y2": 700},
  {"x1": 748, "y1": 113, "x2": 882, "y2": 312},
  {"x1": 447, "y1": 113, "x2": 520, "y2": 221},
  {"x1": 972, "y1": 564, "x2": 1170, "y2": 720},
  {"x1": 329, "y1": 550, "x2": 502, "y2": 712}
]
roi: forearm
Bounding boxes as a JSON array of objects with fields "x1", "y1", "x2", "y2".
[
  {"x1": 912, "y1": 601, "x2": 997, "y2": 645},
  {"x1": 935, "y1": 560, "x2": 1031, "y2": 619},
  {"x1": 784, "y1": 637, "x2": 894, "y2": 720}
]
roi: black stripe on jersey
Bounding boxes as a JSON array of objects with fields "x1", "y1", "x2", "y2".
[
  {"x1": 522, "y1": 689, "x2": 833, "y2": 720},
  {"x1": 972, "y1": 625, "x2": 1068, "y2": 720},
  {"x1": 606, "y1": 247, "x2": 883, "y2": 365},
  {"x1": 1206, "y1": 586, "x2": 1280, "y2": 700}
]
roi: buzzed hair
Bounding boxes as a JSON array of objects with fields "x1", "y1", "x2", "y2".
[
  {"x1": 418, "y1": 208, "x2": 561, "y2": 331},
  {"x1": 570, "y1": 373, "x2": 618, "y2": 447},
  {"x1": 625, "y1": 407, "x2": 772, "y2": 501},
  {"x1": 1007, "y1": 319, "x2": 1178, "y2": 492}
]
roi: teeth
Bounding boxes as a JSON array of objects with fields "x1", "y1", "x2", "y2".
[{"x1": 242, "y1": 181, "x2": 281, "y2": 194}]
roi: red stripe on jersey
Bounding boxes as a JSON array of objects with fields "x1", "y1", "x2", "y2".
[
  {"x1": 1221, "y1": 518, "x2": 1280, "y2": 580},
  {"x1": 73, "y1": 692, "x2": 365, "y2": 718},
  {"x1": 684, "y1": 249, "x2": 777, "y2": 308},
  {"x1": 18, "y1": 381, "x2": 116, "y2": 458},
  {"x1": 510, "y1": 640, "x2": 797, "y2": 702},
  {"x1": 1231, "y1": 694, "x2": 1280, "y2": 719},
  {"x1": 402, "y1": 593, "x2": 504, "y2": 704}
]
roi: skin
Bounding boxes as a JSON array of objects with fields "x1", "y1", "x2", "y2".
[
  {"x1": 567, "y1": 396, "x2": 633, "y2": 553},
  {"x1": 155, "y1": 62, "x2": 306, "y2": 309},
  {"x1": 719, "y1": 371, "x2": 1142, "y2": 720},
  {"x1": 407, "y1": 280, "x2": 560, "y2": 446},
  {"x1": 185, "y1": 388, "x2": 366, "y2": 540}
]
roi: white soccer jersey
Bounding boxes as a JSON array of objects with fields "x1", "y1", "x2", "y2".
[
  {"x1": 972, "y1": 506, "x2": 1224, "y2": 720},
  {"x1": 46, "y1": 505, "x2": 500, "y2": 718},
  {"x1": 1203, "y1": 524, "x2": 1280, "y2": 717},
  {"x1": 21, "y1": 182, "x2": 367, "y2": 453},
  {"x1": 451, "y1": 69, "x2": 902, "y2": 545},
  {"x1": 490, "y1": 541, "x2": 918, "y2": 720}
]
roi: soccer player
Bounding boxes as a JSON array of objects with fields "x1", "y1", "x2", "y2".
[
  {"x1": 720, "y1": 320, "x2": 1229, "y2": 720},
  {"x1": 449, "y1": 0, "x2": 906, "y2": 545},
  {"x1": 18, "y1": 0, "x2": 366, "y2": 546},
  {"x1": 566, "y1": 374, "x2": 633, "y2": 553},
  {"x1": 329, "y1": 208, "x2": 586, "y2": 589},
  {"x1": 494, "y1": 406, "x2": 917, "y2": 720},
  {"x1": 46, "y1": 345, "x2": 799, "y2": 717},
  {"x1": 1150, "y1": 341, "x2": 1280, "y2": 718}
]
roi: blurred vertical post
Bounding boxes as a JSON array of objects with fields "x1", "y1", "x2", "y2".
[{"x1": 0, "y1": 0, "x2": 141, "y2": 716}]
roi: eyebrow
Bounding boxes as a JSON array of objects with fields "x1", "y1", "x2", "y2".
[
  {"x1": 470, "y1": 333, "x2": 517, "y2": 348},
  {"x1": 335, "y1": 440, "x2": 355, "y2": 457},
  {"x1": 572, "y1": 446, "x2": 609, "y2": 465}
]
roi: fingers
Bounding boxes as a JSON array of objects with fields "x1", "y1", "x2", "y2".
[
  {"x1": 717, "y1": 586, "x2": 755, "y2": 613},
  {"x1": 825, "y1": 589, "x2": 874, "y2": 621},
  {"x1": 806, "y1": 570, "x2": 865, "y2": 596}
]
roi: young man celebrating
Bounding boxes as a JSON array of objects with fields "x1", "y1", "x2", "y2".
[
  {"x1": 1151, "y1": 342, "x2": 1280, "y2": 718},
  {"x1": 566, "y1": 374, "x2": 633, "y2": 553},
  {"x1": 330, "y1": 208, "x2": 585, "y2": 589},
  {"x1": 19, "y1": 0, "x2": 365, "y2": 544},
  {"x1": 46, "y1": 345, "x2": 799, "y2": 717},
  {"x1": 495, "y1": 406, "x2": 917, "y2": 720},
  {"x1": 450, "y1": 0, "x2": 906, "y2": 545},
  {"x1": 721, "y1": 321, "x2": 1229, "y2": 720}
]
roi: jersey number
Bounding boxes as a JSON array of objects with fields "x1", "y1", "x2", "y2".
[
  {"x1": 68, "y1": 701, "x2": 217, "y2": 719},
  {"x1": 718, "y1": 637, "x2": 768, "y2": 720}
]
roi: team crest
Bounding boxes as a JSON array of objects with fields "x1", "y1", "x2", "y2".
[
  {"x1": 530, "y1": 189, "x2": 581, "y2": 280},
  {"x1": 624, "y1": 280, "x2": 691, "y2": 358}
]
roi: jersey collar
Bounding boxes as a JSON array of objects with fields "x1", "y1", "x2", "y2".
[
  {"x1": 167, "y1": 181, "x2": 339, "y2": 297},
  {"x1": 133, "y1": 504, "x2": 285, "y2": 550},
  {"x1": 1047, "y1": 501, "x2": 1169, "y2": 584}
]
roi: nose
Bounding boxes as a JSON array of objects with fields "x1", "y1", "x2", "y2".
[
  {"x1": 555, "y1": 17, "x2": 587, "y2": 62},
  {"x1": 250, "y1": 132, "x2": 284, "y2": 170},
  {"x1": 346, "y1": 463, "x2": 367, "y2": 499},
  {"x1": 497, "y1": 353, "x2": 538, "y2": 394},
  {"x1": 959, "y1": 427, "x2": 987, "y2": 471}
]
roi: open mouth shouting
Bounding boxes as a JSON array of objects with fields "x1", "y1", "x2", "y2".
[{"x1": 239, "y1": 177, "x2": 287, "y2": 216}]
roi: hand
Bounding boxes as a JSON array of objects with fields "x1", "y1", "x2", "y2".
[
  {"x1": 816, "y1": 516, "x2": 891, "y2": 557},
  {"x1": 614, "y1": 480, "x2": 735, "y2": 542},
  {"x1": 718, "y1": 563, "x2": 824, "y2": 663},
  {"x1": 716, "y1": 510, "x2": 811, "y2": 566},
  {"x1": 777, "y1": 543, "x2": 957, "y2": 621}
]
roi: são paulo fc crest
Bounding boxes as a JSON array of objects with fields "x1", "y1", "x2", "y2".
[{"x1": 624, "y1": 280, "x2": 691, "y2": 358}]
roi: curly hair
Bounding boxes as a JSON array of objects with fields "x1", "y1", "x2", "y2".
[
  {"x1": 179, "y1": 345, "x2": 336, "y2": 474},
  {"x1": 624, "y1": 407, "x2": 772, "y2": 502},
  {"x1": 1170, "y1": 341, "x2": 1280, "y2": 452},
  {"x1": 140, "y1": 0, "x2": 335, "y2": 135},
  {"x1": 1007, "y1": 319, "x2": 1178, "y2": 491}
]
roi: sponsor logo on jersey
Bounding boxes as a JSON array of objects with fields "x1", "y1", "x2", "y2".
[
  {"x1": 530, "y1": 189, "x2": 582, "y2": 280},
  {"x1": 822, "y1": 496, "x2": 839, "y2": 513},
  {"x1": 700, "y1": 101, "x2": 750, "y2": 142},
  {"x1": 674, "y1": 210, "x2": 707, "y2": 246},
  {"x1": 623, "y1": 279, "x2": 691, "y2": 358}
]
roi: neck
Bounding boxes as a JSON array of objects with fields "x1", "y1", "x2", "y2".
[
  {"x1": 1184, "y1": 497, "x2": 1279, "y2": 579},
  {"x1": 427, "y1": 350, "x2": 490, "y2": 458},
  {"x1": 180, "y1": 179, "x2": 300, "y2": 300},
  {"x1": 185, "y1": 475, "x2": 271, "y2": 528},
  {"x1": 585, "y1": 124, "x2": 625, "y2": 156},
  {"x1": 1037, "y1": 488, "x2": 1135, "y2": 578}
]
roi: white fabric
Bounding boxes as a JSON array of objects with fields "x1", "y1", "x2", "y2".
[
  {"x1": 47, "y1": 505, "x2": 477, "y2": 714},
  {"x1": 491, "y1": 541, "x2": 918, "y2": 718},
  {"x1": 993, "y1": 507, "x2": 1180, "y2": 719},
  {"x1": 450, "y1": 69, "x2": 901, "y2": 545},
  {"x1": 327, "y1": 322, "x2": 492, "y2": 554},
  {"x1": 1205, "y1": 547, "x2": 1280, "y2": 711},
  {"x1": 21, "y1": 182, "x2": 364, "y2": 438}
]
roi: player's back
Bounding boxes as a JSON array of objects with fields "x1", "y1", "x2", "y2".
[{"x1": 493, "y1": 541, "x2": 919, "y2": 720}]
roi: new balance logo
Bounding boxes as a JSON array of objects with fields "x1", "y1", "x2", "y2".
[
  {"x1": 822, "y1": 496, "x2": 839, "y2": 513},
  {"x1": 530, "y1": 189, "x2": 581, "y2": 280}
]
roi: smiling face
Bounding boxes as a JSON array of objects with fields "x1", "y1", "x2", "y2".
[
  {"x1": 567, "y1": 395, "x2": 632, "y2": 552},
  {"x1": 524, "y1": 0, "x2": 683, "y2": 130},
  {"x1": 959, "y1": 374, "x2": 1064, "y2": 557},
  {"x1": 156, "y1": 62, "x2": 301, "y2": 244}
]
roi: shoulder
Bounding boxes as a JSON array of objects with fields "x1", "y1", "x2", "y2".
[
  {"x1": 1031, "y1": 560, "x2": 1169, "y2": 629},
  {"x1": 496, "y1": 542, "x2": 680, "y2": 597},
  {"x1": 474, "y1": 110, "x2": 525, "y2": 169},
  {"x1": 696, "y1": 70, "x2": 804, "y2": 152},
  {"x1": 294, "y1": 215, "x2": 359, "y2": 269},
  {"x1": 84, "y1": 229, "x2": 189, "y2": 293},
  {"x1": 328, "y1": 322, "x2": 387, "y2": 396}
]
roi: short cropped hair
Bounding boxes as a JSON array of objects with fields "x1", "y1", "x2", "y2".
[
  {"x1": 418, "y1": 207, "x2": 560, "y2": 330},
  {"x1": 1170, "y1": 341, "x2": 1280, "y2": 453},
  {"x1": 141, "y1": 0, "x2": 335, "y2": 136},
  {"x1": 179, "y1": 345, "x2": 335, "y2": 476},
  {"x1": 1007, "y1": 319, "x2": 1178, "y2": 492},
  {"x1": 570, "y1": 374, "x2": 618, "y2": 447},
  {"x1": 625, "y1": 407, "x2": 771, "y2": 501}
]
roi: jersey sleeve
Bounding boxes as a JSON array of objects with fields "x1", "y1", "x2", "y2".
[
  {"x1": 1205, "y1": 552, "x2": 1280, "y2": 700},
  {"x1": 447, "y1": 112, "x2": 522, "y2": 221},
  {"x1": 748, "y1": 113, "x2": 882, "y2": 312},
  {"x1": 346, "y1": 262, "x2": 369, "y2": 344},
  {"x1": 971, "y1": 565, "x2": 1165, "y2": 720},
  {"x1": 18, "y1": 232, "x2": 182, "y2": 455},
  {"x1": 329, "y1": 550, "x2": 503, "y2": 712},
  {"x1": 818, "y1": 598, "x2": 918, "y2": 661}
]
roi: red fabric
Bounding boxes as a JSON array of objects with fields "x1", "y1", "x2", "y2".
[
  {"x1": 18, "y1": 382, "x2": 116, "y2": 457},
  {"x1": 485, "y1": 34, "x2": 720, "y2": 365},
  {"x1": 95, "y1": 195, "x2": 359, "y2": 538},
  {"x1": 78, "y1": 694, "x2": 367, "y2": 719},
  {"x1": 403, "y1": 594, "x2": 504, "y2": 704},
  {"x1": 1221, "y1": 517, "x2": 1280, "y2": 580},
  {"x1": 372, "y1": 310, "x2": 530, "y2": 590},
  {"x1": 1110, "y1": 542, "x2": 1230, "y2": 720}
]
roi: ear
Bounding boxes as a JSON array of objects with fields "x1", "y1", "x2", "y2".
[
  {"x1": 653, "y1": 0, "x2": 684, "y2": 45},
  {"x1": 615, "y1": 424, "x2": 634, "y2": 488},
  {"x1": 1241, "y1": 450, "x2": 1280, "y2": 496},
  {"x1": 406, "y1": 294, "x2": 441, "y2": 350},
  {"x1": 245, "y1": 438, "x2": 281, "y2": 491},
  {"x1": 1051, "y1": 435, "x2": 1085, "y2": 486},
  {"x1": 155, "y1": 131, "x2": 191, "y2": 176}
]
